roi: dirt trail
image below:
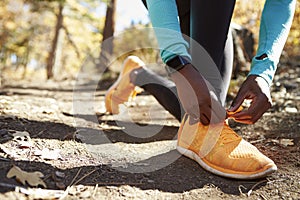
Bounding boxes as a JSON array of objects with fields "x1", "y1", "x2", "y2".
[{"x1": 0, "y1": 67, "x2": 299, "y2": 199}]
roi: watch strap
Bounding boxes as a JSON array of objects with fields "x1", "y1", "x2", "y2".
[{"x1": 165, "y1": 56, "x2": 191, "y2": 75}]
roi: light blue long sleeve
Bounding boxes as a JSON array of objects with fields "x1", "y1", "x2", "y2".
[
  {"x1": 145, "y1": 0, "x2": 191, "y2": 63},
  {"x1": 248, "y1": 0, "x2": 296, "y2": 86},
  {"x1": 146, "y1": 0, "x2": 296, "y2": 86}
]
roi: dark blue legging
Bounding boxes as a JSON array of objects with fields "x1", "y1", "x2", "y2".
[{"x1": 136, "y1": 0, "x2": 235, "y2": 121}]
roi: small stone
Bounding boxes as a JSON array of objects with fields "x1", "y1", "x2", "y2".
[
  {"x1": 55, "y1": 171, "x2": 66, "y2": 178},
  {"x1": 284, "y1": 107, "x2": 298, "y2": 113}
]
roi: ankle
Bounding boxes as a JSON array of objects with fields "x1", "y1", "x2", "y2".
[{"x1": 129, "y1": 67, "x2": 145, "y2": 84}]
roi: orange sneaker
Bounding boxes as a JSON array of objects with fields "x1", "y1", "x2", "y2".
[
  {"x1": 177, "y1": 115, "x2": 277, "y2": 179},
  {"x1": 105, "y1": 56, "x2": 144, "y2": 114}
]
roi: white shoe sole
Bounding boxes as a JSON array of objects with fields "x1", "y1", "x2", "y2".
[{"x1": 177, "y1": 146, "x2": 277, "y2": 180}]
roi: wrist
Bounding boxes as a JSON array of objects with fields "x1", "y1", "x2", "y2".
[
  {"x1": 247, "y1": 74, "x2": 270, "y2": 88},
  {"x1": 170, "y1": 63, "x2": 195, "y2": 80},
  {"x1": 165, "y1": 55, "x2": 191, "y2": 75}
]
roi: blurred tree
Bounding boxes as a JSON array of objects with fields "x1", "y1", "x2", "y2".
[
  {"x1": 46, "y1": 1, "x2": 64, "y2": 79},
  {"x1": 1, "y1": 0, "x2": 298, "y2": 81},
  {"x1": 0, "y1": 0, "x2": 103, "y2": 80},
  {"x1": 0, "y1": 0, "x2": 32, "y2": 73},
  {"x1": 113, "y1": 23, "x2": 159, "y2": 64},
  {"x1": 99, "y1": 0, "x2": 116, "y2": 71}
]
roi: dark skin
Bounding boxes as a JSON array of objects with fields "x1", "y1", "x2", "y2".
[
  {"x1": 170, "y1": 63, "x2": 226, "y2": 125},
  {"x1": 228, "y1": 75, "x2": 272, "y2": 124},
  {"x1": 171, "y1": 64, "x2": 272, "y2": 125}
]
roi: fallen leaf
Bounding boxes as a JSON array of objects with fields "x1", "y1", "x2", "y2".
[
  {"x1": 12, "y1": 131, "x2": 33, "y2": 148},
  {"x1": 271, "y1": 139, "x2": 294, "y2": 147},
  {"x1": 279, "y1": 139, "x2": 294, "y2": 146},
  {"x1": 6, "y1": 165, "x2": 47, "y2": 188}
]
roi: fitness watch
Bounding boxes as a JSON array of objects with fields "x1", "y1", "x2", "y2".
[{"x1": 165, "y1": 55, "x2": 191, "y2": 75}]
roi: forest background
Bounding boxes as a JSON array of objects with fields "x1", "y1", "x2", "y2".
[{"x1": 0, "y1": 0, "x2": 299, "y2": 82}]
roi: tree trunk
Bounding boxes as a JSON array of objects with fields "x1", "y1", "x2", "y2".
[
  {"x1": 99, "y1": 0, "x2": 116, "y2": 71},
  {"x1": 46, "y1": 3, "x2": 64, "y2": 79},
  {"x1": 231, "y1": 23, "x2": 254, "y2": 78}
]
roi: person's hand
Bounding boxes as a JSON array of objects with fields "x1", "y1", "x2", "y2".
[
  {"x1": 228, "y1": 75, "x2": 272, "y2": 124},
  {"x1": 170, "y1": 64, "x2": 226, "y2": 125}
]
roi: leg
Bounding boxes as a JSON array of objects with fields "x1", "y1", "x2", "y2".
[
  {"x1": 138, "y1": 0, "x2": 193, "y2": 121},
  {"x1": 131, "y1": 67, "x2": 183, "y2": 121},
  {"x1": 137, "y1": 0, "x2": 234, "y2": 119},
  {"x1": 190, "y1": 0, "x2": 235, "y2": 105},
  {"x1": 219, "y1": 30, "x2": 234, "y2": 104}
]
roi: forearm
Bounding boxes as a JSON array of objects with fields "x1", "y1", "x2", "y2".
[
  {"x1": 145, "y1": 0, "x2": 191, "y2": 63},
  {"x1": 248, "y1": 0, "x2": 296, "y2": 86}
]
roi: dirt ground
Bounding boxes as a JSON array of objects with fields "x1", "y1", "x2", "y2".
[{"x1": 0, "y1": 63, "x2": 299, "y2": 199}]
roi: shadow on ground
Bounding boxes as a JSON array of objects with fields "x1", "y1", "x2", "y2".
[{"x1": 0, "y1": 115, "x2": 270, "y2": 196}]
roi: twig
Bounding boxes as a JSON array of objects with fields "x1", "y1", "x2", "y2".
[
  {"x1": 247, "y1": 180, "x2": 267, "y2": 197},
  {"x1": 238, "y1": 185, "x2": 247, "y2": 196},
  {"x1": 242, "y1": 178, "x2": 287, "y2": 197},
  {"x1": 59, "y1": 186, "x2": 70, "y2": 200},
  {"x1": 92, "y1": 184, "x2": 98, "y2": 199},
  {"x1": 69, "y1": 168, "x2": 82, "y2": 186},
  {"x1": 73, "y1": 168, "x2": 97, "y2": 186},
  {"x1": 32, "y1": 130, "x2": 46, "y2": 138},
  {"x1": 260, "y1": 193, "x2": 268, "y2": 200},
  {"x1": 43, "y1": 174, "x2": 52, "y2": 182},
  {"x1": 250, "y1": 139, "x2": 265, "y2": 144},
  {"x1": 266, "y1": 178, "x2": 287, "y2": 184}
]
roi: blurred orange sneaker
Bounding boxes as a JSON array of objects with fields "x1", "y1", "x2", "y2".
[
  {"x1": 177, "y1": 115, "x2": 277, "y2": 179},
  {"x1": 105, "y1": 56, "x2": 144, "y2": 114}
]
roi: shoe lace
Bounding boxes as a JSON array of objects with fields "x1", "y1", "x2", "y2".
[{"x1": 219, "y1": 123, "x2": 241, "y2": 144}]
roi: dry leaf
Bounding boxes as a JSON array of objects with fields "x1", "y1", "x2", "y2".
[
  {"x1": 12, "y1": 131, "x2": 33, "y2": 148},
  {"x1": 279, "y1": 139, "x2": 294, "y2": 146},
  {"x1": 271, "y1": 139, "x2": 294, "y2": 146},
  {"x1": 7, "y1": 165, "x2": 46, "y2": 188}
]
